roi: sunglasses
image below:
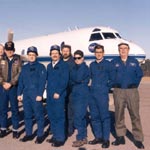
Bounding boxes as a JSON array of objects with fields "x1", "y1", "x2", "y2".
[{"x1": 74, "y1": 57, "x2": 82, "y2": 60}]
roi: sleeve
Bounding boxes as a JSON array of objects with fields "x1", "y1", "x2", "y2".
[
  {"x1": 107, "y1": 61, "x2": 116, "y2": 88},
  {"x1": 0, "y1": 61, "x2": 4, "y2": 85},
  {"x1": 135, "y1": 60, "x2": 143, "y2": 87},
  {"x1": 56, "y1": 63, "x2": 69, "y2": 95},
  {"x1": 17, "y1": 69, "x2": 24, "y2": 96},
  {"x1": 38, "y1": 65, "x2": 47, "y2": 97},
  {"x1": 10, "y1": 56, "x2": 23, "y2": 86}
]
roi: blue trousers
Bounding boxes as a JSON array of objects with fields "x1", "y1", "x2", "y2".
[
  {"x1": 47, "y1": 96, "x2": 66, "y2": 142},
  {"x1": 89, "y1": 91, "x2": 110, "y2": 141},
  {"x1": 72, "y1": 94, "x2": 88, "y2": 140},
  {"x1": 65, "y1": 94, "x2": 74, "y2": 134},
  {"x1": 1, "y1": 86, "x2": 19, "y2": 130},
  {"x1": 23, "y1": 95, "x2": 45, "y2": 137}
]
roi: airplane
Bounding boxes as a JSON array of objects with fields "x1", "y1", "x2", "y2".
[{"x1": 6, "y1": 26, "x2": 146, "y2": 64}]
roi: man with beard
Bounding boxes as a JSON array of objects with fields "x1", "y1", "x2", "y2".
[{"x1": 61, "y1": 44, "x2": 75, "y2": 137}]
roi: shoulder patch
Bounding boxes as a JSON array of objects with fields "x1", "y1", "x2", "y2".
[{"x1": 1, "y1": 60, "x2": 6, "y2": 65}]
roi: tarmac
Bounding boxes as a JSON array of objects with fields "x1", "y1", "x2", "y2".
[{"x1": 0, "y1": 77, "x2": 150, "y2": 150}]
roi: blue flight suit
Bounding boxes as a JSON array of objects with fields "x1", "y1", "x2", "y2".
[
  {"x1": 17, "y1": 61, "x2": 46, "y2": 137},
  {"x1": 47, "y1": 59, "x2": 69, "y2": 142},
  {"x1": 70, "y1": 62, "x2": 90, "y2": 140},
  {"x1": 63, "y1": 56, "x2": 75, "y2": 135},
  {"x1": 89, "y1": 59, "x2": 114, "y2": 141},
  {"x1": 111, "y1": 56, "x2": 143, "y2": 88}
]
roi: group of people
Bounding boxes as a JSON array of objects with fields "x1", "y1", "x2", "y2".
[{"x1": 0, "y1": 41, "x2": 144, "y2": 149}]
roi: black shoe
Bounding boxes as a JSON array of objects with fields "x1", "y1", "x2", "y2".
[
  {"x1": 19, "y1": 135, "x2": 34, "y2": 142},
  {"x1": 13, "y1": 131, "x2": 20, "y2": 139},
  {"x1": 0, "y1": 130, "x2": 7, "y2": 138},
  {"x1": 102, "y1": 140, "x2": 110, "y2": 148},
  {"x1": 134, "y1": 140, "x2": 144, "y2": 149},
  {"x1": 35, "y1": 136, "x2": 45, "y2": 144},
  {"x1": 51, "y1": 140, "x2": 65, "y2": 147},
  {"x1": 88, "y1": 138, "x2": 103, "y2": 145},
  {"x1": 46, "y1": 137, "x2": 56, "y2": 143},
  {"x1": 112, "y1": 136, "x2": 125, "y2": 146}
]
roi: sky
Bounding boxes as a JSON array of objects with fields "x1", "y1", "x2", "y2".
[{"x1": 0, "y1": 0, "x2": 150, "y2": 58}]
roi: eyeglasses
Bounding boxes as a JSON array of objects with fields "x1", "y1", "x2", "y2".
[{"x1": 74, "y1": 57, "x2": 82, "y2": 60}]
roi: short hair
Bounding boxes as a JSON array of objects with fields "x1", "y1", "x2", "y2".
[
  {"x1": 74, "y1": 50, "x2": 84, "y2": 57},
  {"x1": 94, "y1": 44, "x2": 104, "y2": 52},
  {"x1": 118, "y1": 42, "x2": 130, "y2": 49},
  {"x1": 61, "y1": 44, "x2": 71, "y2": 52}
]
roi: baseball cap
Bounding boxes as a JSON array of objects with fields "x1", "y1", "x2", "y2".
[{"x1": 5, "y1": 41, "x2": 15, "y2": 51}]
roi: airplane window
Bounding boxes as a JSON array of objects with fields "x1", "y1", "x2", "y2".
[
  {"x1": 115, "y1": 33, "x2": 121, "y2": 38},
  {"x1": 102, "y1": 32, "x2": 116, "y2": 39},
  {"x1": 89, "y1": 33, "x2": 103, "y2": 41}
]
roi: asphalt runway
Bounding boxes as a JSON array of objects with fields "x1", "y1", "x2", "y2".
[{"x1": 0, "y1": 77, "x2": 150, "y2": 150}]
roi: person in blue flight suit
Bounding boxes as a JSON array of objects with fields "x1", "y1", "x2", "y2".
[
  {"x1": 17, "y1": 46, "x2": 47, "y2": 144},
  {"x1": 70, "y1": 50, "x2": 90, "y2": 147},
  {"x1": 0, "y1": 41, "x2": 22, "y2": 139},
  {"x1": 111, "y1": 43, "x2": 144, "y2": 149},
  {"x1": 61, "y1": 44, "x2": 75, "y2": 137},
  {"x1": 88, "y1": 44, "x2": 114, "y2": 148},
  {"x1": 46, "y1": 45, "x2": 69, "y2": 147}
]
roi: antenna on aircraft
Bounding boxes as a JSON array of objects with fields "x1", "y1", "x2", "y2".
[
  {"x1": 75, "y1": 26, "x2": 79, "y2": 30},
  {"x1": 67, "y1": 27, "x2": 72, "y2": 31},
  {"x1": 7, "y1": 29, "x2": 14, "y2": 42}
]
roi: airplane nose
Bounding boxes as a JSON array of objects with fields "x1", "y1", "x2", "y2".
[
  {"x1": 128, "y1": 42, "x2": 146, "y2": 61},
  {"x1": 129, "y1": 43, "x2": 145, "y2": 55}
]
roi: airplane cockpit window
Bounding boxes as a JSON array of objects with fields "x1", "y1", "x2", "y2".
[
  {"x1": 115, "y1": 33, "x2": 121, "y2": 38},
  {"x1": 89, "y1": 33, "x2": 103, "y2": 41},
  {"x1": 102, "y1": 32, "x2": 116, "y2": 39}
]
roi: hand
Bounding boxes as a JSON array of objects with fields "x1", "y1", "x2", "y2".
[
  {"x1": 17, "y1": 95, "x2": 23, "y2": 102},
  {"x1": 53, "y1": 93, "x2": 60, "y2": 99},
  {"x1": 36, "y1": 96, "x2": 42, "y2": 101},
  {"x1": 3, "y1": 82, "x2": 12, "y2": 90}
]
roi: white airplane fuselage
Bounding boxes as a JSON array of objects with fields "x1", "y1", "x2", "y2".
[{"x1": 13, "y1": 26, "x2": 146, "y2": 64}]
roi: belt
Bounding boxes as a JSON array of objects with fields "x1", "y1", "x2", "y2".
[{"x1": 113, "y1": 84, "x2": 137, "y2": 89}]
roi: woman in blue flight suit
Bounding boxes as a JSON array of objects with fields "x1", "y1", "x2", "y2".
[
  {"x1": 70, "y1": 50, "x2": 90, "y2": 147},
  {"x1": 17, "y1": 46, "x2": 47, "y2": 144}
]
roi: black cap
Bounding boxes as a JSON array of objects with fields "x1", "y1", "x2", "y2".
[
  {"x1": 5, "y1": 41, "x2": 15, "y2": 51},
  {"x1": 27, "y1": 46, "x2": 38, "y2": 55},
  {"x1": 50, "y1": 45, "x2": 60, "y2": 52},
  {"x1": 74, "y1": 50, "x2": 84, "y2": 57}
]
